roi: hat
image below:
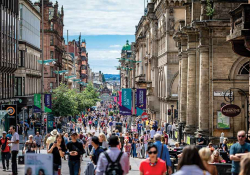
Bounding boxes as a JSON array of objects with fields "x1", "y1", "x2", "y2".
[
  {"x1": 2, "y1": 131, "x2": 6, "y2": 134},
  {"x1": 50, "y1": 129, "x2": 58, "y2": 136},
  {"x1": 71, "y1": 131, "x2": 78, "y2": 136}
]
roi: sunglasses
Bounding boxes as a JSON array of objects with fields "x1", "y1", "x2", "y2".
[
  {"x1": 148, "y1": 151, "x2": 157, "y2": 155},
  {"x1": 238, "y1": 135, "x2": 245, "y2": 138}
]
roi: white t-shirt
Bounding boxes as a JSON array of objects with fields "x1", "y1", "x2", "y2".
[
  {"x1": 11, "y1": 132, "x2": 19, "y2": 151},
  {"x1": 150, "y1": 130, "x2": 155, "y2": 139}
]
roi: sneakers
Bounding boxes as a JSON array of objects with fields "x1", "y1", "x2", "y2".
[{"x1": 3, "y1": 169, "x2": 6, "y2": 171}]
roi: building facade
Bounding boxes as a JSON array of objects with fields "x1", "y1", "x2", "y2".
[
  {"x1": 34, "y1": 0, "x2": 64, "y2": 92},
  {"x1": 16, "y1": 0, "x2": 41, "y2": 116},
  {"x1": 79, "y1": 39, "x2": 89, "y2": 90},
  {"x1": 0, "y1": 0, "x2": 19, "y2": 103}
]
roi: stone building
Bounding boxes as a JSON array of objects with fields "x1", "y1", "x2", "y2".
[
  {"x1": 174, "y1": 0, "x2": 248, "y2": 140},
  {"x1": 134, "y1": 0, "x2": 185, "y2": 122},
  {"x1": 34, "y1": 0, "x2": 64, "y2": 92},
  {"x1": 15, "y1": 0, "x2": 42, "y2": 116},
  {"x1": 0, "y1": 0, "x2": 19, "y2": 102},
  {"x1": 79, "y1": 39, "x2": 89, "y2": 91}
]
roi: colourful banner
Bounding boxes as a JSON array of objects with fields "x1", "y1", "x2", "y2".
[
  {"x1": 136, "y1": 89, "x2": 146, "y2": 116},
  {"x1": 33, "y1": 94, "x2": 41, "y2": 113},
  {"x1": 44, "y1": 94, "x2": 52, "y2": 113},
  {"x1": 114, "y1": 96, "x2": 117, "y2": 103},
  {"x1": 120, "y1": 89, "x2": 132, "y2": 115},
  {"x1": 118, "y1": 91, "x2": 122, "y2": 106}
]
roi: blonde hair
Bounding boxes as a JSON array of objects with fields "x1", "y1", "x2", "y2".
[
  {"x1": 99, "y1": 133, "x2": 107, "y2": 142},
  {"x1": 199, "y1": 147, "x2": 212, "y2": 162},
  {"x1": 239, "y1": 153, "x2": 250, "y2": 175},
  {"x1": 175, "y1": 142, "x2": 180, "y2": 147}
]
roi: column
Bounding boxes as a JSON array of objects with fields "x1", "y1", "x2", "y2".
[
  {"x1": 185, "y1": 31, "x2": 198, "y2": 132},
  {"x1": 198, "y1": 28, "x2": 210, "y2": 133},
  {"x1": 180, "y1": 53, "x2": 188, "y2": 123}
]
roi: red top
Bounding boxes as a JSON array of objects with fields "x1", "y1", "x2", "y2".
[
  {"x1": 0, "y1": 137, "x2": 10, "y2": 152},
  {"x1": 139, "y1": 158, "x2": 167, "y2": 175},
  {"x1": 164, "y1": 134, "x2": 168, "y2": 145}
]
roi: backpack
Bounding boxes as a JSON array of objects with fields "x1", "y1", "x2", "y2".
[{"x1": 104, "y1": 151, "x2": 124, "y2": 175}]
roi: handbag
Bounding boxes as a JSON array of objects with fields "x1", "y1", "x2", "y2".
[{"x1": 18, "y1": 155, "x2": 25, "y2": 165}]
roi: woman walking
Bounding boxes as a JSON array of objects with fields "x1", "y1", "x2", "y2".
[{"x1": 48, "y1": 134, "x2": 66, "y2": 175}]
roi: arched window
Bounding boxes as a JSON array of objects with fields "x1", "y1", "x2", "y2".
[{"x1": 238, "y1": 62, "x2": 249, "y2": 75}]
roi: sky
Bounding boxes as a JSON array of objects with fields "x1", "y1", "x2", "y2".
[{"x1": 33, "y1": 0, "x2": 146, "y2": 74}]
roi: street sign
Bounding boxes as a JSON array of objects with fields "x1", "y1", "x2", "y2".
[
  {"x1": 141, "y1": 112, "x2": 148, "y2": 121},
  {"x1": 221, "y1": 104, "x2": 241, "y2": 117}
]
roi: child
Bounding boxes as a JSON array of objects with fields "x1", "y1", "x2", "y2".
[{"x1": 136, "y1": 140, "x2": 142, "y2": 158}]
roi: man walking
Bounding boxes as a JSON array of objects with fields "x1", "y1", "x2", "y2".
[
  {"x1": 137, "y1": 121, "x2": 142, "y2": 136},
  {"x1": 140, "y1": 131, "x2": 149, "y2": 158},
  {"x1": 67, "y1": 132, "x2": 84, "y2": 175},
  {"x1": 154, "y1": 134, "x2": 172, "y2": 175},
  {"x1": 8, "y1": 126, "x2": 19, "y2": 175},
  {"x1": 230, "y1": 130, "x2": 250, "y2": 175},
  {"x1": 96, "y1": 135, "x2": 129, "y2": 175},
  {"x1": 167, "y1": 123, "x2": 172, "y2": 138},
  {"x1": 34, "y1": 132, "x2": 42, "y2": 153},
  {"x1": 0, "y1": 131, "x2": 10, "y2": 171}
]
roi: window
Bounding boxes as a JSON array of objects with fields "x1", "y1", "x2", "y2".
[
  {"x1": 50, "y1": 35, "x2": 54, "y2": 45},
  {"x1": 50, "y1": 51, "x2": 54, "y2": 59},
  {"x1": 18, "y1": 50, "x2": 24, "y2": 67},
  {"x1": 50, "y1": 83, "x2": 53, "y2": 92},
  {"x1": 50, "y1": 22, "x2": 54, "y2": 30},
  {"x1": 50, "y1": 67, "x2": 53, "y2": 77},
  {"x1": 238, "y1": 62, "x2": 249, "y2": 75},
  {"x1": 14, "y1": 77, "x2": 23, "y2": 96}
]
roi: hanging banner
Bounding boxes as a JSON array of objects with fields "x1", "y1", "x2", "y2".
[
  {"x1": 136, "y1": 89, "x2": 146, "y2": 116},
  {"x1": 114, "y1": 96, "x2": 117, "y2": 103},
  {"x1": 118, "y1": 91, "x2": 122, "y2": 106},
  {"x1": 33, "y1": 94, "x2": 41, "y2": 113},
  {"x1": 120, "y1": 89, "x2": 132, "y2": 115},
  {"x1": 44, "y1": 94, "x2": 52, "y2": 113}
]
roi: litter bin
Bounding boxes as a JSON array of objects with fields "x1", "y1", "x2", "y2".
[{"x1": 115, "y1": 122, "x2": 122, "y2": 133}]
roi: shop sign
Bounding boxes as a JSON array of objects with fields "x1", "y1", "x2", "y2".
[
  {"x1": 221, "y1": 104, "x2": 241, "y2": 117},
  {"x1": 214, "y1": 91, "x2": 233, "y2": 97}
]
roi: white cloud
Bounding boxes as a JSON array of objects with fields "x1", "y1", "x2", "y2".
[
  {"x1": 110, "y1": 45, "x2": 121, "y2": 48},
  {"x1": 37, "y1": 0, "x2": 145, "y2": 35}
]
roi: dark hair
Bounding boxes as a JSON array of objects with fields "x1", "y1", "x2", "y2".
[
  {"x1": 56, "y1": 134, "x2": 65, "y2": 148},
  {"x1": 92, "y1": 136, "x2": 100, "y2": 145},
  {"x1": 38, "y1": 169, "x2": 45, "y2": 175},
  {"x1": 10, "y1": 125, "x2": 15, "y2": 130},
  {"x1": 177, "y1": 145, "x2": 206, "y2": 171},
  {"x1": 147, "y1": 144, "x2": 158, "y2": 153},
  {"x1": 108, "y1": 135, "x2": 119, "y2": 147}
]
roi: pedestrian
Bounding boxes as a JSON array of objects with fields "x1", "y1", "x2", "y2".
[
  {"x1": 24, "y1": 125, "x2": 29, "y2": 141},
  {"x1": 109, "y1": 120, "x2": 113, "y2": 132},
  {"x1": 98, "y1": 133, "x2": 109, "y2": 150},
  {"x1": 167, "y1": 123, "x2": 172, "y2": 138},
  {"x1": 136, "y1": 140, "x2": 142, "y2": 158},
  {"x1": 8, "y1": 125, "x2": 19, "y2": 175},
  {"x1": 67, "y1": 132, "x2": 84, "y2": 175},
  {"x1": 137, "y1": 121, "x2": 142, "y2": 136},
  {"x1": 69, "y1": 121, "x2": 74, "y2": 133},
  {"x1": 23, "y1": 135, "x2": 36, "y2": 153},
  {"x1": 163, "y1": 131, "x2": 168, "y2": 145},
  {"x1": 34, "y1": 132, "x2": 42, "y2": 153},
  {"x1": 119, "y1": 133, "x2": 125, "y2": 151},
  {"x1": 140, "y1": 131, "x2": 150, "y2": 158},
  {"x1": 239, "y1": 152, "x2": 250, "y2": 175},
  {"x1": 94, "y1": 119, "x2": 98, "y2": 132},
  {"x1": 172, "y1": 122, "x2": 176, "y2": 139},
  {"x1": 87, "y1": 133, "x2": 93, "y2": 156},
  {"x1": 230, "y1": 130, "x2": 250, "y2": 175},
  {"x1": 46, "y1": 129, "x2": 58, "y2": 150},
  {"x1": 196, "y1": 133, "x2": 205, "y2": 145},
  {"x1": 89, "y1": 120, "x2": 92, "y2": 130},
  {"x1": 153, "y1": 134, "x2": 172, "y2": 174},
  {"x1": 150, "y1": 127, "x2": 156, "y2": 139},
  {"x1": 222, "y1": 138, "x2": 229, "y2": 154},
  {"x1": 0, "y1": 131, "x2": 10, "y2": 171},
  {"x1": 57, "y1": 121, "x2": 62, "y2": 133},
  {"x1": 156, "y1": 128, "x2": 162, "y2": 135},
  {"x1": 90, "y1": 136, "x2": 104, "y2": 165},
  {"x1": 139, "y1": 144, "x2": 167, "y2": 175},
  {"x1": 44, "y1": 133, "x2": 50, "y2": 149},
  {"x1": 96, "y1": 135, "x2": 129, "y2": 175},
  {"x1": 132, "y1": 133, "x2": 139, "y2": 158},
  {"x1": 173, "y1": 145, "x2": 209, "y2": 175},
  {"x1": 199, "y1": 147, "x2": 218, "y2": 175},
  {"x1": 152, "y1": 121, "x2": 158, "y2": 132},
  {"x1": 48, "y1": 134, "x2": 66, "y2": 175}
]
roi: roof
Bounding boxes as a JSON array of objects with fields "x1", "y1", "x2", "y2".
[{"x1": 122, "y1": 40, "x2": 131, "y2": 51}]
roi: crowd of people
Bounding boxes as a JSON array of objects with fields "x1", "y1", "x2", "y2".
[{"x1": 1, "y1": 108, "x2": 250, "y2": 175}]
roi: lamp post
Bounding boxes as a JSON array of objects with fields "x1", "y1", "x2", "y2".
[
  {"x1": 41, "y1": 0, "x2": 45, "y2": 134},
  {"x1": 171, "y1": 105, "x2": 174, "y2": 124}
]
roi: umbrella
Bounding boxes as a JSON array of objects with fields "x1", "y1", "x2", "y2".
[{"x1": 20, "y1": 121, "x2": 29, "y2": 127}]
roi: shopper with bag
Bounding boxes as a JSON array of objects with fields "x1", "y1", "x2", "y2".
[{"x1": 0, "y1": 131, "x2": 11, "y2": 171}]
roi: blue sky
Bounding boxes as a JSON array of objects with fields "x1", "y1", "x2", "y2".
[
  {"x1": 32, "y1": 0, "x2": 146, "y2": 74},
  {"x1": 67, "y1": 35, "x2": 135, "y2": 74}
]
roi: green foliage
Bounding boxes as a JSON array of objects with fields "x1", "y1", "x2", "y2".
[
  {"x1": 52, "y1": 83, "x2": 100, "y2": 117},
  {"x1": 109, "y1": 111, "x2": 113, "y2": 116},
  {"x1": 206, "y1": 0, "x2": 214, "y2": 17}
]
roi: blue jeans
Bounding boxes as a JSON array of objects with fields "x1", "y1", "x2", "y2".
[{"x1": 68, "y1": 160, "x2": 80, "y2": 175}]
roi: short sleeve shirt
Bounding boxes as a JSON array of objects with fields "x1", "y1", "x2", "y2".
[
  {"x1": 139, "y1": 158, "x2": 167, "y2": 175},
  {"x1": 11, "y1": 132, "x2": 19, "y2": 151},
  {"x1": 230, "y1": 142, "x2": 250, "y2": 173},
  {"x1": 34, "y1": 135, "x2": 42, "y2": 145}
]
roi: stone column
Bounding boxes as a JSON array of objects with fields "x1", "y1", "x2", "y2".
[
  {"x1": 179, "y1": 36, "x2": 188, "y2": 123},
  {"x1": 198, "y1": 28, "x2": 210, "y2": 134},
  {"x1": 185, "y1": 31, "x2": 197, "y2": 132}
]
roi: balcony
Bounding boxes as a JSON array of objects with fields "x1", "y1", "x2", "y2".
[
  {"x1": 227, "y1": 4, "x2": 250, "y2": 57},
  {"x1": 135, "y1": 74, "x2": 146, "y2": 84}
]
